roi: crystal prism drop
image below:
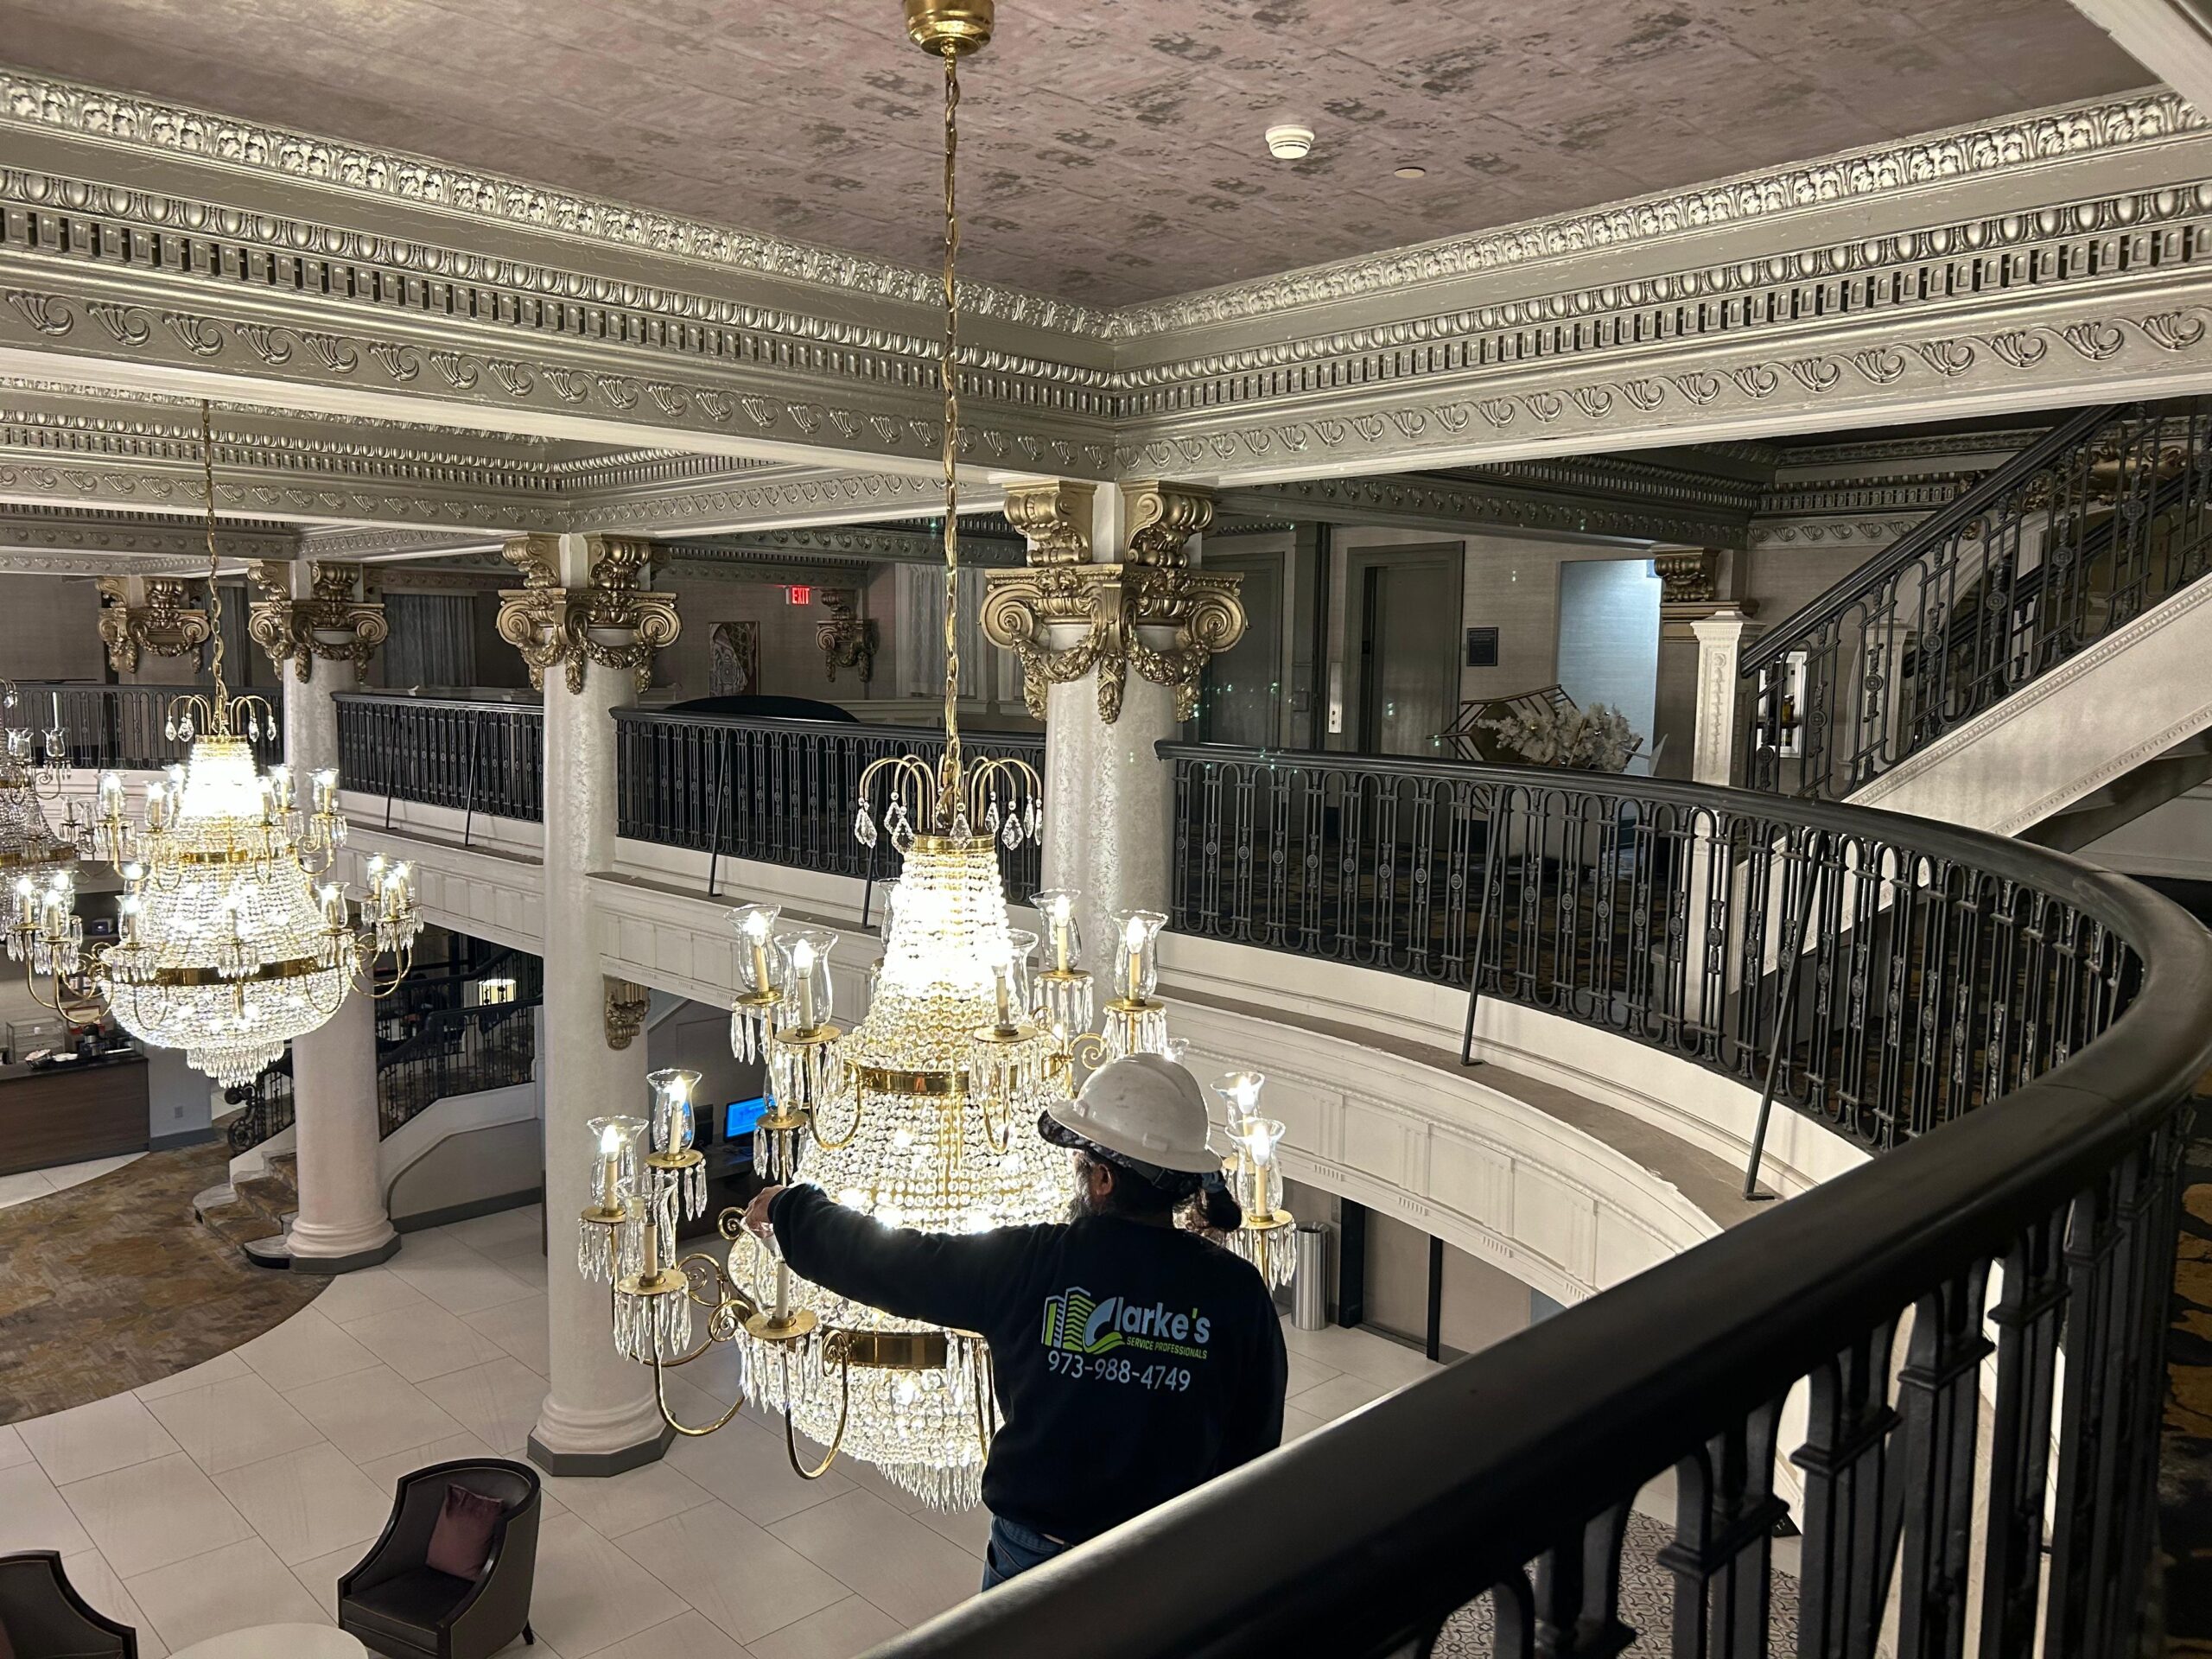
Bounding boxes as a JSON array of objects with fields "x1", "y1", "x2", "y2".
[
  {"x1": 164, "y1": 719, "x2": 176, "y2": 741},
  {"x1": 854, "y1": 803, "x2": 878, "y2": 849},
  {"x1": 1001, "y1": 814, "x2": 1020, "y2": 849}
]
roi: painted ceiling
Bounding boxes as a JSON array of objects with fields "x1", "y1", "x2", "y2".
[{"x1": 0, "y1": 0, "x2": 2149, "y2": 303}]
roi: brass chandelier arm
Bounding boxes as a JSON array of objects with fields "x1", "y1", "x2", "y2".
[
  {"x1": 805, "y1": 1078, "x2": 866, "y2": 1151},
  {"x1": 647, "y1": 1344, "x2": 748, "y2": 1439},
  {"x1": 783, "y1": 1344, "x2": 851, "y2": 1481}
]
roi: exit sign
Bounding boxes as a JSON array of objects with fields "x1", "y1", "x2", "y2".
[{"x1": 785, "y1": 585, "x2": 813, "y2": 606}]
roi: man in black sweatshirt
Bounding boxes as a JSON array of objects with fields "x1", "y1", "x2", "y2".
[{"x1": 745, "y1": 1052, "x2": 1289, "y2": 1590}]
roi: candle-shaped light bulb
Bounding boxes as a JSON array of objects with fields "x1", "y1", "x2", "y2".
[
  {"x1": 97, "y1": 771, "x2": 123, "y2": 812},
  {"x1": 312, "y1": 768, "x2": 338, "y2": 813},
  {"x1": 598, "y1": 1122, "x2": 622, "y2": 1209},
  {"x1": 994, "y1": 955, "x2": 1014, "y2": 1029},
  {"x1": 257, "y1": 777, "x2": 278, "y2": 825},
  {"x1": 118, "y1": 893, "x2": 143, "y2": 946},
  {"x1": 792, "y1": 938, "x2": 817, "y2": 1030},
  {"x1": 1052, "y1": 893, "x2": 1073, "y2": 970},
  {"x1": 1124, "y1": 915, "x2": 1146, "y2": 997},
  {"x1": 48, "y1": 691, "x2": 60, "y2": 728}
]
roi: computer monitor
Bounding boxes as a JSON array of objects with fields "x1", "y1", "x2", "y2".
[{"x1": 724, "y1": 1096, "x2": 770, "y2": 1141}]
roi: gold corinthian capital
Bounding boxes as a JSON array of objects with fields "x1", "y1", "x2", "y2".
[{"x1": 982, "y1": 480, "x2": 1244, "y2": 723}]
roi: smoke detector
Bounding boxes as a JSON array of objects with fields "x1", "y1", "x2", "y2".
[{"x1": 1264, "y1": 124, "x2": 1314, "y2": 161}]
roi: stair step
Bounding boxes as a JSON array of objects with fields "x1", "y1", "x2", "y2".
[
  {"x1": 240, "y1": 1234, "x2": 294, "y2": 1269},
  {"x1": 232, "y1": 1175, "x2": 296, "y2": 1224},
  {"x1": 199, "y1": 1198, "x2": 283, "y2": 1249},
  {"x1": 191, "y1": 1182, "x2": 236, "y2": 1220}
]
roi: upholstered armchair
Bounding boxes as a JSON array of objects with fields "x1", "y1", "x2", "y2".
[
  {"x1": 0, "y1": 1551, "x2": 136, "y2": 1657},
  {"x1": 338, "y1": 1459, "x2": 541, "y2": 1659}
]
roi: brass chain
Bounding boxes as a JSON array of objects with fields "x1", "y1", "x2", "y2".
[
  {"x1": 199, "y1": 399, "x2": 231, "y2": 724},
  {"x1": 937, "y1": 42, "x2": 963, "y2": 827}
]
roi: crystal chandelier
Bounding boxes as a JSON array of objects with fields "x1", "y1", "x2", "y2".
[
  {"x1": 10, "y1": 403, "x2": 423, "y2": 1084},
  {"x1": 0, "y1": 682, "x2": 76, "y2": 933},
  {"x1": 582, "y1": 0, "x2": 1294, "y2": 1508}
]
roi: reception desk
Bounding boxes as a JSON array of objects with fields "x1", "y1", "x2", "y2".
[{"x1": 0, "y1": 1049, "x2": 149, "y2": 1177}]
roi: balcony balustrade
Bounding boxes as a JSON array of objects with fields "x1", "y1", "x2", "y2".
[{"x1": 315, "y1": 695, "x2": 2210, "y2": 1658}]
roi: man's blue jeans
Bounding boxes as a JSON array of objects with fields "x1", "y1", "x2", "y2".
[{"x1": 982, "y1": 1515, "x2": 1067, "y2": 1590}]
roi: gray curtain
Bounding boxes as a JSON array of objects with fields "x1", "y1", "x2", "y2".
[{"x1": 383, "y1": 592, "x2": 478, "y2": 690}]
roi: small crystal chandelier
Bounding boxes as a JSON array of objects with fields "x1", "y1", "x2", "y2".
[
  {"x1": 583, "y1": 0, "x2": 1294, "y2": 1510},
  {"x1": 0, "y1": 683, "x2": 76, "y2": 935},
  {"x1": 10, "y1": 403, "x2": 423, "y2": 1084}
]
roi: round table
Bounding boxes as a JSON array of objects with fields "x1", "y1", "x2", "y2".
[{"x1": 169, "y1": 1627, "x2": 366, "y2": 1659}]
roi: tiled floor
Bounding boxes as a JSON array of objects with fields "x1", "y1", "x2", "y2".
[
  {"x1": 0, "y1": 1150, "x2": 144, "y2": 1210},
  {"x1": 4, "y1": 1203, "x2": 1440, "y2": 1656}
]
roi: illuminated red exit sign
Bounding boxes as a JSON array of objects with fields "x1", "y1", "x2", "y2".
[{"x1": 785, "y1": 585, "x2": 813, "y2": 606}]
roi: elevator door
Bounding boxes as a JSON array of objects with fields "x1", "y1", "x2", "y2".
[{"x1": 1355, "y1": 551, "x2": 1459, "y2": 757}]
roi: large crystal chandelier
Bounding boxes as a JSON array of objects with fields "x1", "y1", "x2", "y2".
[
  {"x1": 0, "y1": 682, "x2": 75, "y2": 932},
  {"x1": 579, "y1": 0, "x2": 1294, "y2": 1509},
  {"x1": 10, "y1": 403, "x2": 423, "y2": 1084}
]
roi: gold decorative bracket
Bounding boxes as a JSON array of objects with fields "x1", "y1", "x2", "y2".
[
  {"x1": 96, "y1": 575, "x2": 212, "y2": 674},
  {"x1": 245, "y1": 561, "x2": 388, "y2": 683},
  {"x1": 982, "y1": 480, "x2": 1244, "y2": 722},
  {"x1": 814, "y1": 589, "x2": 878, "y2": 684},
  {"x1": 495, "y1": 535, "x2": 682, "y2": 695},
  {"x1": 604, "y1": 977, "x2": 650, "y2": 1050},
  {"x1": 999, "y1": 480, "x2": 1094, "y2": 565}
]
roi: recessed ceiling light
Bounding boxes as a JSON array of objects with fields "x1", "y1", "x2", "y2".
[
  {"x1": 1393, "y1": 162, "x2": 1427, "y2": 180},
  {"x1": 1264, "y1": 124, "x2": 1314, "y2": 161}
]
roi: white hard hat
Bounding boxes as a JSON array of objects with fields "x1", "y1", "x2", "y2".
[{"x1": 1038, "y1": 1053, "x2": 1217, "y2": 1173}]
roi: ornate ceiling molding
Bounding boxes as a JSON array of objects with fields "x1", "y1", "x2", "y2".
[
  {"x1": 0, "y1": 73, "x2": 2208, "y2": 492},
  {"x1": 0, "y1": 503, "x2": 296, "y2": 560},
  {"x1": 1222, "y1": 471, "x2": 1750, "y2": 550},
  {"x1": 0, "y1": 69, "x2": 1109, "y2": 338},
  {"x1": 2, "y1": 72, "x2": 2195, "y2": 346},
  {"x1": 1104, "y1": 90, "x2": 2203, "y2": 338}
]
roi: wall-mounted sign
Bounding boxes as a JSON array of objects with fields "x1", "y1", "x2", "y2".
[
  {"x1": 785, "y1": 584, "x2": 814, "y2": 607},
  {"x1": 1465, "y1": 626, "x2": 1499, "y2": 668}
]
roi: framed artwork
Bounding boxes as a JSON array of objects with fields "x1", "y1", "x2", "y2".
[{"x1": 710, "y1": 620, "x2": 760, "y2": 696}]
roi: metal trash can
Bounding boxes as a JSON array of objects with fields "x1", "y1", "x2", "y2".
[{"x1": 1292, "y1": 1224, "x2": 1328, "y2": 1331}]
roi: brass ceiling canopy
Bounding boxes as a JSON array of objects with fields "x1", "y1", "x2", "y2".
[{"x1": 905, "y1": 0, "x2": 992, "y2": 55}]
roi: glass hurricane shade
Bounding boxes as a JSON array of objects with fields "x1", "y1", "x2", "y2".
[
  {"x1": 578, "y1": 1114, "x2": 645, "y2": 1286},
  {"x1": 728, "y1": 902, "x2": 783, "y2": 1062}
]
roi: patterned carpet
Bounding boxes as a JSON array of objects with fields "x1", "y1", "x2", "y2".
[
  {"x1": 0, "y1": 1141, "x2": 325, "y2": 1423},
  {"x1": 1432, "y1": 1510, "x2": 1798, "y2": 1652}
]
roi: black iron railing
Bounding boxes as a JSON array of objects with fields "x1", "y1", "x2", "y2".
[
  {"x1": 14, "y1": 680, "x2": 283, "y2": 771},
  {"x1": 375, "y1": 997, "x2": 538, "y2": 1140},
  {"x1": 887, "y1": 745, "x2": 2212, "y2": 1659},
  {"x1": 227, "y1": 953, "x2": 543, "y2": 1154},
  {"x1": 1743, "y1": 400, "x2": 2212, "y2": 798},
  {"x1": 613, "y1": 709, "x2": 1046, "y2": 896},
  {"x1": 1167, "y1": 743, "x2": 2149, "y2": 1156},
  {"x1": 334, "y1": 693, "x2": 543, "y2": 823}
]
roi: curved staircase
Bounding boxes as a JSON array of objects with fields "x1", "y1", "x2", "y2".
[{"x1": 192, "y1": 1151, "x2": 298, "y2": 1266}]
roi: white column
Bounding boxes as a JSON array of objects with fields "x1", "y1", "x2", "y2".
[
  {"x1": 281, "y1": 573, "x2": 397, "y2": 1273},
  {"x1": 1037, "y1": 486, "x2": 1180, "y2": 967},
  {"x1": 1689, "y1": 608, "x2": 1763, "y2": 787},
  {"x1": 527, "y1": 534, "x2": 670, "y2": 1476},
  {"x1": 285, "y1": 991, "x2": 393, "y2": 1268}
]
